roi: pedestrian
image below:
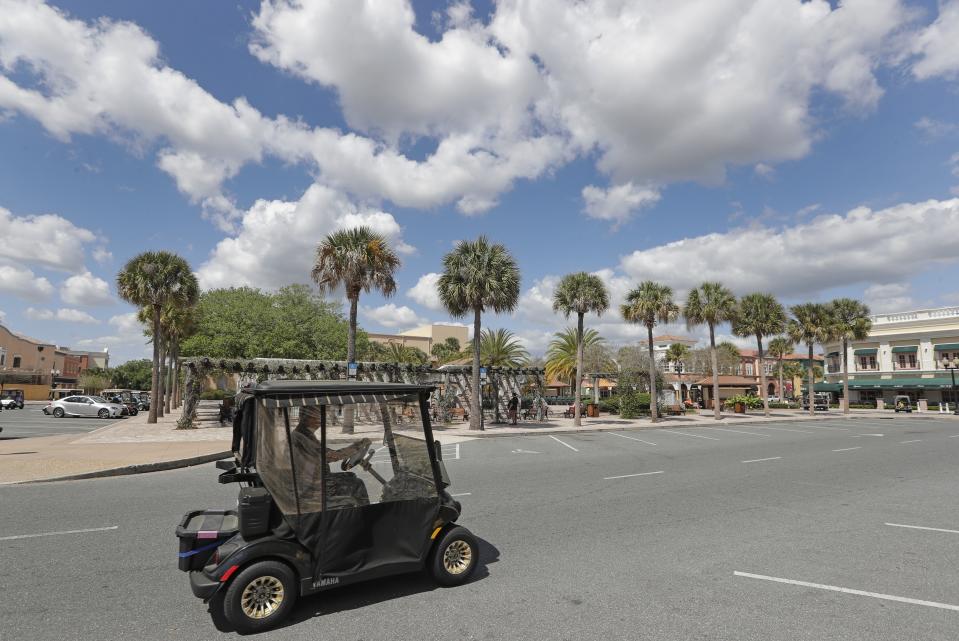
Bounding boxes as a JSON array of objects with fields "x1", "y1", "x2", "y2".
[{"x1": 507, "y1": 393, "x2": 519, "y2": 425}]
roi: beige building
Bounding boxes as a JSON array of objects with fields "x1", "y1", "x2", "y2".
[
  {"x1": 822, "y1": 306, "x2": 959, "y2": 407},
  {"x1": 368, "y1": 323, "x2": 470, "y2": 359}
]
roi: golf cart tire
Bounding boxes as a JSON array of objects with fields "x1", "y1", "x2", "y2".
[
  {"x1": 429, "y1": 526, "x2": 479, "y2": 587},
  {"x1": 53, "y1": 407, "x2": 65, "y2": 418},
  {"x1": 222, "y1": 560, "x2": 298, "y2": 634}
]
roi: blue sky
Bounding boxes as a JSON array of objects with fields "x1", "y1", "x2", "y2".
[{"x1": 1, "y1": 0, "x2": 958, "y2": 363}]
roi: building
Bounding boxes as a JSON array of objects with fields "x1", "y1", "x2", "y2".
[
  {"x1": 737, "y1": 349, "x2": 823, "y2": 399},
  {"x1": 0, "y1": 322, "x2": 59, "y2": 399},
  {"x1": 821, "y1": 306, "x2": 959, "y2": 407},
  {"x1": 368, "y1": 324, "x2": 470, "y2": 360},
  {"x1": 639, "y1": 334, "x2": 698, "y2": 371}
]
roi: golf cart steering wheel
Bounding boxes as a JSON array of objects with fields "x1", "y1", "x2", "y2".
[{"x1": 341, "y1": 439, "x2": 372, "y2": 471}]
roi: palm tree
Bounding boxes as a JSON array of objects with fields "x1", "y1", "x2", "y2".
[
  {"x1": 380, "y1": 342, "x2": 429, "y2": 365},
  {"x1": 546, "y1": 328, "x2": 606, "y2": 385},
  {"x1": 781, "y1": 360, "x2": 805, "y2": 399},
  {"x1": 438, "y1": 237, "x2": 520, "y2": 430},
  {"x1": 828, "y1": 298, "x2": 872, "y2": 415},
  {"x1": 552, "y1": 272, "x2": 609, "y2": 426},
  {"x1": 767, "y1": 336, "x2": 794, "y2": 403},
  {"x1": 621, "y1": 281, "x2": 679, "y2": 423},
  {"x1": 477, "y1": 328, "x2": 529, "y2": 423},
  {"x1": 312, "y1": 226, "x2": 400, "y2": 433},
  {"x1": 137, "y1": 302, "x2": 197, "y2": 414},
  {"x1": 664, "y1": 342, "x2": 691, "y2": 402},
  {"x1": 787, "y1": 303, "x2": 831, "y2": 416},
  {"x1": 684, "y1": 282, "x2": 737, "y2": 419},
  {"x1": 732, "y1": 293, "x2": 786, "y2": 416},
  {"x1": 117, "y1": 251, "x2": 198, "y2": 424}
]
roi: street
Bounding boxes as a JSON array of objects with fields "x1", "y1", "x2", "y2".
[
  {"x1": 0, "y1": 406, "x2": 119, "y2": 439},
  {"x1": 2, "y1": 415, "x2": 959, "y2": 640}
]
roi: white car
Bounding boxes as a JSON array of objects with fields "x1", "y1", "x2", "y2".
[{"x1": 48, "y1": 395, "x2": 126, "y2": 419}]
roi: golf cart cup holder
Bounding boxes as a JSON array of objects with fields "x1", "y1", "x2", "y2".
[{"x1": 175, "y1": 509, "x2": 239, "y2": 571}]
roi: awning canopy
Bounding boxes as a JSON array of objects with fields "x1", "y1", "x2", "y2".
[
  {"x1": 854, "y1": 348, "x2": 877, "y2": 356},
  {"x1": 840, "y1": 378, "x2": 956, "y2": 389},
  {"x1": 826, "y1": 352, "x2": 840, "y2": 357},
  {"x1": 813, "y1": 383, "x2": 842, "y2": 392},
  {"x1": 934, "y1": 343, "x2": 959, "y2": 351},
  {"x1": 891, "y1": 346, "x2": 918, "y2": 353}
]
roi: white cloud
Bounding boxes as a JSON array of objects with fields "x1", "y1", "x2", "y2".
[
  {"x1": 517, "y1": 275, "x2": 560, "y2": 322},
  {"x1": 197, "y1": 184, "x2": 413, "y2": 290},
  {"x1": 407, "y1": 273, "x2": 443, "y2": 311},
  {"x1": 581, "y1": 182, "x2": 660, "y2": 225},
  {"x1": 92, "y1": 247, "x2": 113, "y2": 264},
  {"x1": 75, "y1": 312, "x2": 145, "y2": 349},
  {"x1": 0, "y1": 206, "x2": 98, "y2": 271},
  {"x1": 915, "y1": 116, "x2": 959, "y2": 139},
  {"x1": 60, "y1": 271, "x2": 113, "y2": 306},
  {"x1": 754, "y1": 163, "x2": 776, "y2": 179},
  {"x1": 25, "y1": 307, "x2": 98, "y2": 323},
  {"x1": 910, "y1": 0, "x2": 959, "y2": 80},
  {"x1": 864, "y1": 283, "x2": 915, "y2": 313},
  {"x1": 361, "y1": 303, "x2": 427, "y2": 330},
  {"x1": 0, "y1": 264, "x2": 54, "y2": 301},
  {"x1": 620, "y1": 198, "x2": 959, "y2": 297}
]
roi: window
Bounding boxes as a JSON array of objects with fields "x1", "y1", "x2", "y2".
[
  {"x1": 764, "y1": 363, "x2": 774, "y2": 376},
  {"x1": 12, "y1": 355, "x2": 21, "y2": 368},
  {"x1": 858, "y1": 356, "x2": 877, "y2": 371},
  {"x1": 0, "y1": 349, "x2": 5, "y2": 366},
  {"x1": 744, "y1": 363, "x2": 754, "y2": 376},
  {"x1": 939, "y1": 351, "x2": 959, "y2": 366},
  {"x1": 896, "y1": 354, "x2": 917, "y2": 369}
]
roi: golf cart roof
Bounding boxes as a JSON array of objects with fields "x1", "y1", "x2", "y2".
[{"x1": 246, "y1": 380, "x2": 435, "y2": 407}]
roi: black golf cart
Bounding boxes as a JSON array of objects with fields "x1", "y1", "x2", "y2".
[{"x1": 175, "y1": 380, "x2": 477, "y2": 633}]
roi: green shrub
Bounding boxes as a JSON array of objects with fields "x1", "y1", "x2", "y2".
[
  {"x1": 200, "y1": 389, "x2": 233, "y2": 400},
  {"x1": 598, "y1": 397, "x2": 620, "y2": 413},
  {"x1": 723, "y1": 395, "x2": 763, "y2": 410},
  {"x1": 768, "y1": 402, "x2": 797, "y2": 409},
  {"x1": 619, "y1": 392, "x2": 652, "y2": 419}
]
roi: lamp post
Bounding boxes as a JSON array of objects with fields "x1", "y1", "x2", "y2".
[
  {"x1": 675, "y1": 361, "x2": 684, "y2": 403},
  {"x1": 942, "y1": 356, "x2": 959, "y2": 415}
]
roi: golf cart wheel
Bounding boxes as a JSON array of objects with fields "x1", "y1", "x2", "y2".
[
  {"x1": 223, "y1": 561, "x2": 297, "y2": 634},
  {"x1": 53, "y1": 407, "x2": 65, "y2": 418},
  {"x1": 430, "y1": 526, "x2": 479, "y2": 586},
  {"x1": 98, "y1": 408, "x2": 110, "y2": 419}
]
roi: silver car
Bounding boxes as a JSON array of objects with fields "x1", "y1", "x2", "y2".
[{"x1": 49, "y1": 395, "x2": 125, "y2": 419}]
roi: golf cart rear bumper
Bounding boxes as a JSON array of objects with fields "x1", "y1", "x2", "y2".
[{"x1": 189, "y1": 570, "x2": 221, "y2": 600}]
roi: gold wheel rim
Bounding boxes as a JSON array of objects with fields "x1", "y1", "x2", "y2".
[
  {"x1": 443, "y1": 539, "x2": 473, "y2": 575},
  {"x1": 240, "y1": 576, "x2": 285, "y2": 620}
]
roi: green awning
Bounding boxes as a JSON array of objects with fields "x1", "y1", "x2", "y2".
[
  {"x1": 934, "y1": 343, "x2": 959, "y2": 351},
  {"x1": 813, "y1": 383, "x2": 842, "y2": 392},
  {"x1": 854, "y1": 348, "x2": 877, "y2": 356},
  {"x1": 842, "y1": 378, "x2": 955, "y2": 389},
  {"x1": 891, "y1": 346, "x2": 918, "y2": 353},
  {"x1": 826, "y1": 352, "x2": 840, "y2": 357}
]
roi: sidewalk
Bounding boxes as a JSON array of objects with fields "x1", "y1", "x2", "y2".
[{"x1": 0, "y1": 410, "x2": 231, "y2": 484}]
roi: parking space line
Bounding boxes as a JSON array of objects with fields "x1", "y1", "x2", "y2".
[
  {"x1": 549, "y1": 435, "x2": 579, "y2": 452},
  {"x1": 450, "y1": 492, "x2": 472, "y2": 497},
  {"x1": 885, "y1": 522, "x2": 959, "y2": 535},
  {"x1": 608, "y1": 432, "x2": 657, "y2": 446},
  {"x1": 832, "y1": 447, "x2": 861, "y2": 452},
  {"x1": 705, "y1": 427, "x2": 770, "y2": 437},
  {"x1": 734, "y1": 571, "x2": 959, "y2": 612},
  {"x1": 899, "y1": 439, "x2": 922, "y2": 444},
  {"x1": 752, "y1": 426, "x2": 815, "y2": 434},
  {"x1": 659, "y1": 430, "x2": 719, "y2": 441},
  {"x1": 0, "y1": 526, "x2": 118, "y2": 541},
  {"x1": 950, "y1": 435, "x2": 959, "y2": 438},
  {"x1": 801, "y1": 425, "x2": 849, "y2": 431},
  {"x1": 604, "y1": 471, "x2": 665, "y2": 480},
  {"x1": 742, "y1": 457, "x2": 782, "y2": 463}
]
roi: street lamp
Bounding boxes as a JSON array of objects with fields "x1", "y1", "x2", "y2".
[
  {"x1": 675, "y1": 361, "x2": 685, "y2": 403},
  {"x1": 941, "y1": 356, "x2": 959, "y2": 415}
]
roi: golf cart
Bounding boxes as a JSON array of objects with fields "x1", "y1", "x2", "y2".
[
  {"x1": 175, "y1": 380, "x2": 477, "y2": 633},
  {"x1": 894, "y1": 395, "x2": 913, "y2": 413}
]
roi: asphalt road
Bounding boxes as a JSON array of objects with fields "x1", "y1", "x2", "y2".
[
  {"x1": 0, "y1": 405, "x2": 120, "y2": 439},
  {"x1": 3, "y1": 415, "x2": 959, "y2": 640}
]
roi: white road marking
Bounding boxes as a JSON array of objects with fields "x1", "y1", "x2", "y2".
[
  {"x1": 734, "y1": 571, "x2": 959, "y2": 612},
  {"x1": 850, "y1": 433, "x2": 884, "y2": 438},
  {"x1": 604, "y1": 471, "x2": 665, "y2": 480},
  {"x1": 511, "y1": 448, "x2": 542, "y2": 454},
  {"x1": 752, "y1": 426, "x2": 814, "y2": 434},
  {"x1": 608, "y1": 432, "x2": 657, "y2": 446},
  {"x1": 742, "y1": 457, "x2": 782, "y2": 463},
  {"x1": 549, "y1": 435, "x2": 579, "y2": 452},
  {"x1": 885, "y1": 522, "x2": 959, "y2": 535},
  {"x1": 949, "y1": 435, "x2": 959, "y2": 438},
  {"x1": 832, "y1": 447, "x2": 861, "y2": 452},
  {"x1": 899, "y1": 439, "x2": 922, "y2": 444},
  {"x1": 706, "y1": 427, "x2": 771, "y2": 437},
  {"x1": 0, "y1": 525, "x2": 118, "y2": 541},
  {"x1": 802, "y1": 425, "x2": 849, "y2": 431},
  {"x1": 450, "y1": 492, "x2": 472, "y2": 497},
  {"x1": 660, "y1": 430, "x2": 719, "y2": 441}
]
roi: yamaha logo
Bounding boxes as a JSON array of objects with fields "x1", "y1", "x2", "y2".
[{"x1": 318, "y1": 576, "x2": 339, "y2": 587}]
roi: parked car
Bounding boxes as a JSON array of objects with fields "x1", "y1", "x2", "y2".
[
  {"x1": 802, "y1": 393, "x2": 830, "y2": 411},
  {"x1": 48, "y1": 395, "x2": 126, "y2": 419},
  {"x1": 136, "y1": 391, "x2": 151, "y2": 411},
  {"x1": 0, "y1": 389, "x2": 25, "y2": 409},
  {"x1": 893, "y1": 395, "x2": 913, "y2": 413},
  {"x1": 48, "y1": 388, "x2": 84, "y2": 401}
]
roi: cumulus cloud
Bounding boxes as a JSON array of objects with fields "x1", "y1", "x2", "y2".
[
  {"x1": 361, "y1": 303, "x2": 427, "y2": 330},
  {"x1": 864, "y1": 283, "x2": 915, "y2": 313},
  {"x1": 0, "y1": 206, "x2": 98, "y2": 271},
  {"x1": 915, "y1": 116, "x2": 958, "y2": 139},
  {"x1": 25, "y1": 307, "x2": 98, "y2": 323},
  {"x1": 0, "y1": 264, "x2": 54, "y2": 301},
  {"x1": 581, "y1": 183, "x2": 660, "y2": 225},
  {"x1": 620, "y1": 198, "x2": 959, "y2": 297},
  {"x1": 910, "y1": 0, "x2": 959, "y2": 80},
  {"x1": 60, "y1": 271, "x2": 113, "y2": 306},
  {"x1": 407, "y1": 273, "x2": 443, "y2": 311},
  {"x1": 75, "y1": 312, "x2": 145, "y2": 349},
  {"x1": 92, "y1": 247, "x2": 113, "y2": 264},
  {"x1": 197, "y1": 184, "x2": 413, "y2": 290}
]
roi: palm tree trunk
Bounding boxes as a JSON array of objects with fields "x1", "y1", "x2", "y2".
[
  {"x1": 471, "y1": 307, "x2": 482, "y2": 431},
  {"x1": 647, "y1": 324, "x2": 658, "y2": 423},
  {"x1": 841, "y1": 338, "x2": 850, "y2": 415},
  {"x1": 574, "y1": 313, "x2": 584, "y2": 427},
  {"x1": 157, "y1": 336, "x2": 166, "y2": 418},
  {"x1": 778, "y1": 356, "x2": 785, "y2": 402},
  {"x1": 171, "y1": 346, "x2": 180, "y2": 409},
  {"x1": 757, "y1": 335, "x2": 769, "y2": 417},
  {"x1": 165, "y1": 348, "x2": 173, "y2": 415},
  {"x1": 148, "y1": 306, "x2": 160, "y2": 424},
  {"x1": 807, "y1": 342, "x2": 815, "y2": 417},
  {"x1": 710, "y1": 323, "x2": 721, "y2": 419},
  {"x1": 343, "y1": 295, "x2": 358, "y2": 434}
]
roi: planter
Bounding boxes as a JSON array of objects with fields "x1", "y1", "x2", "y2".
[
  {"x1": 586, "y1": 403, "x2": 600, "y2": 418},
  {"x1": 734, "y1": 402, "x2": 746, "y2": 414}
]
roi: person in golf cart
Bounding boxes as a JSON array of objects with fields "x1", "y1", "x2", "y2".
[{"x1": 291, "y1": 405, "x2": 371, "y2": 507}]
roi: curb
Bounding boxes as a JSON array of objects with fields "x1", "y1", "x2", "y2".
[{"x1": 13, "y1": 450, "x2": 232, "y2": 485}]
